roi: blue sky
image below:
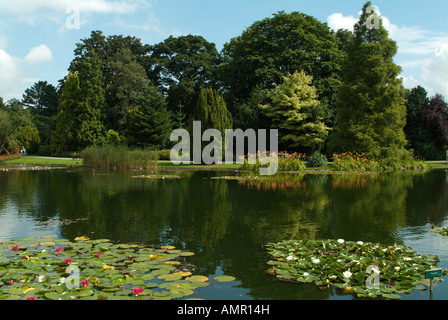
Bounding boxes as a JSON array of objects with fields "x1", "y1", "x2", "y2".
[{"x1": 0, "y1": 0, "x2": 447, "y2": 100}]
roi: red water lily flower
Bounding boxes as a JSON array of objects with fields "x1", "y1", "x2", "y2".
[
  {"x1": 55, "y1": 247, "x2": 63, "y2": 252},
  {"x1": 94, "y1": 253, "x2": 102, "y2": 258},
  {"x1": 12, "y1": 245, "x2": 19, "y2": 251},
  {"x1": 25, "y1": 296, "x2": 37, "y2": 300},
  {"x1": 81, "y1": 280, "x2": 89, "y2": 287},
  {"x1": 64, "y1": 258, "x2": 73, "y2": 264},
  {"x1": 132, "y1": 287, "x2": 144, "y2": 296}
]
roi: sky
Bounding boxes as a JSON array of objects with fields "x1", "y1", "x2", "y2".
[{"x1": 0, "y1": 0, "x2": 447, "y2": 101}]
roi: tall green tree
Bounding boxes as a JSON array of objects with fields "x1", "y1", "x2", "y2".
[
  {"x1": 328, "y1": 2, "x2": 409, "y2": 161},
  {"x1": 219, "y1": 11, "x2": 343, "y2": 124},
  {"x1": 190, "y1": 88, "x2": 233, "y2": 134},
  {"x1": 143, "y1": 35, "x2": 220, "y2": 118},
  {"x1": 422, "y1": 94, "x2": 448, "y2": 159},
  {"x1": 262, "y1": 71, "x2": 330, "y2": 153},
  {"x1": 107, "y1": 48, "x2": 151, "y2": 134},
  {"x1": 76, "y1": 51, "x2": 107, "y2": 149},
  {"x1": 51, "y1": 73, "x2": 82, "y2": 155},
  {"x1": 52, "y1": 52, "x2": 107, "y2": 154},
  {"x1": 404, "y1": 86, "x2": 438, "y2": 160},
  {"x1": 22, "y1": 81, "x2": 59, "y2": 149},
  {"x1": 126, "y1": 86, "x2": 173, "y2": 150}
]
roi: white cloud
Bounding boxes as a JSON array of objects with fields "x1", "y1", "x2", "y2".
[
  {"x1": 327, "y1": 13, "x2": 358, "y2": 32},
  {"x1": 421, "y1": 45, "x2": 448, "y2": 97},
  {"x1": 0, "y1": 49, "x2": 23, "y2": 99},
  {"x1": 24, "y1": 44, "x2": 53, "y2": 64}
]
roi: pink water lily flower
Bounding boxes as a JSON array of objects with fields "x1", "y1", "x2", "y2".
[
  {"x1": 81, "y1": 280, "x2": 89, "y2": 287},
  {"x1": 94, "y1": 253, "x2": 102, "y2": 258},
  {"x1": 64, "y1": 258, "x2": 73, "y2": 264},
  {"x1": 55, "y1": 247, "x2": 63, "y2": 252},
  {"x1": 12, "y1": 245, "x2": 19, "y2": 251},
  {"x1": 132, "y1": 287, "x2": 144, "y2": 296},
  {"x1": 26, "y1": 296, "x2": 37, "y2": 300}
]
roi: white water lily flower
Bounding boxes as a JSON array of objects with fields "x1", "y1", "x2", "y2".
[
  {"x1": 287, "y1": 255, "x2": 294, "y2": 261},
  {"x1": 312, "y1": 258, "x2": 320, "y2": 264},
  {"x1": 337, "y1": 239, "x2": 345, "y2": 244},
  {"x1": 37, "y1": 275, "x2": 46, "y2": 283},
  {"x1": 403, "y1": 257, "x2": 412, "y2": 261},
  {"x1": 394, "y1": 267, "x2": 401, "y2": 272},
  {"x1": 357, "y1": 241, "x2": 364, "y2": 245},
  {"x1": 343, "y1": 271, "x2": 352, "y2": 279},
  {"x1": 303, "y1": 272, "x2": 310, "y2": 277}
]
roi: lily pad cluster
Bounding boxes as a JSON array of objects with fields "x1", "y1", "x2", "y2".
[
  {"x1": 0, "y1": 236, "x2": 233, "y2": 300},
  {"x1": 430, "y1": 227, "x2": 448, "y2": 237},
  {"x1": 265, "y1": 239, "x2": 447, "y2": 300}
]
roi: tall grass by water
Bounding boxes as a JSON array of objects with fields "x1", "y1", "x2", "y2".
[{"x1": 83, "y1": 144, "x2": 159, "y2": 170}]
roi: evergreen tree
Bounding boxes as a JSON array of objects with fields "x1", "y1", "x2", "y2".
[
  {"x1": 404, "y1": 86, "x2": 438, "y2": 160},
  {"x1": 261, "y1": 71, "x2": 330, "y2": 153},
  {"x1": 126, "y1": 86, "x2": 173, "y2": 149},
  {"x1": 52, "y1": 52, "x2": 107, "y2": 154},
  {"x1": 328, "y1": 2, "x2": 409, "y2": 161},
  {"x1": 76, "y1": 51, "x2": 107, "y2": 150},
  {"x1": 51, "y1": 73, "x2": 82, "y2": 155},
  {"x1": 107, "y1": 48, "x2": 150, "y2": 134},
  {"x1": 191, "y1": 88, "x2": 233, "y2": 133}
]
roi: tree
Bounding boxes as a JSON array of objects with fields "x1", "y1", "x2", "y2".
[
  {"x1": 143, "y1": 35, "x2": 220, "y2": 118},
  {"x1": 22, "y1": 81, "x2": 59, "y2": 117},
  {"x1": 76, "y1": 51, "x2": 107, "y2": 150},
  {"x1": 107, "y1": 48, "x2": 151, "y2": 134},
  {"x1": 190, "y1": 88, "x2": 233, "y2": 134},
  {"x1": 219, "y1": 11, "x2": 343, "y2": 123},
  {"x1": 126, "y1": 86, "x2": 173, "y2": 150},
  {"x1": 422, "y1": 94, "x2": 448, "y2": 158},
  {"x1": 261, "y1": 71, "x2": 330, "y2": 153},
  {"x1": 51, "y1": 73, "x2": 82, "y2": 155},
  {"x1": 328, "y1": 2, "x2": 409, "y2": 161},
  {"x1": 404, "y1": 86, "x2": 438, "y2": 160}
]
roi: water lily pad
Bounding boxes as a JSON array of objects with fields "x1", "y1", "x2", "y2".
[
  {"x1": 0, "y1": 237, "x2": 207, "y2": 300},
  {"x1": 213, "y1": 276, "x2": 236, "y2": 282},
  {"x1": 265, "y1": 239, "x2": 447, "y2": 300}
]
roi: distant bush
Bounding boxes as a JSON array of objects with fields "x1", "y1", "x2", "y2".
[
  {"x1": 331, "y1": 152, "x2": 428, "y2": 172},
  {"x1": 83, "y1": 144, "x2": 159, "y2": 170},
  {"x1": 241, "y1": 151, "x2": 307, "y2": 175},
  {"x1": 306, "y1": 151, "x2": 328, "y2": 168}
]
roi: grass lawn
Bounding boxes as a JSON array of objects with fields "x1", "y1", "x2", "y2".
[{"x1": 4, "y1": 156, "x2": 83, "y2": 166}]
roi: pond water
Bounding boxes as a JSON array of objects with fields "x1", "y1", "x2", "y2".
[{"x1": 0, "y1": 165, "x2": 448, "y2": 300}]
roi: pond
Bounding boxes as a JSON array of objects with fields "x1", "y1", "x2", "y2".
[{"x1": 0, "y1": 165, "x2": 448, "y2": 300}]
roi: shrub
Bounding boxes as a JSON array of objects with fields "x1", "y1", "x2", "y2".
[{"x1": 306, "y1": 151, "x2": 328, "y2": 168}]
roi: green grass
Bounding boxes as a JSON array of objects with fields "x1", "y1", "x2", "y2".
[{"x1": 4, "y1": 156, "x2": 83, "y2": 166}]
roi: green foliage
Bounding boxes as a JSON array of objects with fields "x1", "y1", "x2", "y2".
[
  {"x1": 107, "y1": 48, "x2": 151, "y2": 134},
  {"x1": 144, "y1": 35, "x2": 219, "y2": 117},
  {"x1": 51, "y1": 73, "x2": 82, "y2": 155},
  {"x1": 329, "y1": 2, "x2": 410, "y2": 162},
  {"x1": 262, "y1": 71, "x2": 330, "y2": 153},
  {"x1": 307, "y1": 151, "x2": 328, "y2": 168},
  {"x1": 190, "y1": 88, "x2": 233, "y2": 134},
  {"x1": 16, "y1": 125, "x2": 40, "y2": 153},
  {"x1": 126, "y1": 86, "x2": 173, "y2": 150},
  {"x1": 331, "y1": 151, "x2": 428, "y2": 172},
  {"x1": 404, "y1": 86, "x2": 438, "y2": 160},
  {"x1": 219, "y1": 10, "x2": 343, "y2": 122}
]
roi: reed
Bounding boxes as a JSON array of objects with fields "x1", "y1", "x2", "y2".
[{"x1": 83, "y1": 144, "x2": 159, "y2": 170}]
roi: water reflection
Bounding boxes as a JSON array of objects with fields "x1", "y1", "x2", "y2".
[{"x1": 0, "y1": 167, "x2": 448, "y2": 300}]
